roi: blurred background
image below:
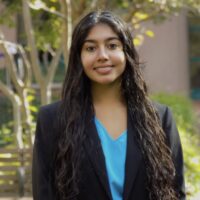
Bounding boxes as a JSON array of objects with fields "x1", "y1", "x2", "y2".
[{"x1": 0, "y1": 0, "x2": 200, "y2": 199}]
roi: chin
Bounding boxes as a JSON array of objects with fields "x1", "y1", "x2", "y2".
[{"x1": 93, "y1": 78, "x2": 119, "y2": 85}]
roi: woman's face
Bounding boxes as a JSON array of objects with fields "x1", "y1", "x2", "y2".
[{"x1": 81, "y1": 23, "x2": 126, "y2": 85}]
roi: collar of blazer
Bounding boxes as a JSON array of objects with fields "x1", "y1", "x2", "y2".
[{"x1": 83, "y1": 111, "x2": 142, "y2": 200}]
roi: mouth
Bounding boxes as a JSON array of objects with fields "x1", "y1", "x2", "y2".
[
  {"x1": 94, "y1": 65, "x2": 114, "y2": 70},
  {"x1": 93, "y1": 65, "x2": 114, "y2": 74}
]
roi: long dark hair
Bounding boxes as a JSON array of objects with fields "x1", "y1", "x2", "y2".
[{"x1": 55, "y1": 11, "x2": 178, "y2": 200}]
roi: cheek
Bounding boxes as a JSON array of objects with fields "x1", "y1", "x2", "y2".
[
  {"x1": 113, "y1": 51, "x2": 126, "y2": 66},
  {"x1": 81, "y1": 53, "x2": 95, "y2": 70},
  {"x1": 80, "y1": 53, "x2": 86, "y2": 68}
]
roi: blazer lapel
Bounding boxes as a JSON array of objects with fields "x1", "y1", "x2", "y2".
[
  {"x1": 123, "y1": 115, "x2": 143, "y2": 200},
  {"x1": 83, "y1": 117, "x2": 112, "y2": 200}
]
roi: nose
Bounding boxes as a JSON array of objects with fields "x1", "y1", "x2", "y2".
[{"x1": 97, "y1": 47, "x2": 109, "y2": 61}]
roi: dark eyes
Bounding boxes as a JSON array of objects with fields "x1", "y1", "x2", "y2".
[
  {"x1": 107, "y1": 43, "x2": 119, "y2": 50},
  {"x1": 83, "y1": 42, "x2": 122, "y2": 52},
  {"x1": 85, "y1": 46, "x2": 96, "y2": 52},
  {"x1": 84, "y1": 41, "x2": 122, "y2": 53}
]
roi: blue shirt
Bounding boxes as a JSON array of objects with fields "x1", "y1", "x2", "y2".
[{"x1": 94, "y1": 117, "x2": 127, "y2": 200}]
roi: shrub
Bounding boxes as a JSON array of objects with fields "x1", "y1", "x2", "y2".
[{"x1": 152, "y1": 93, "x2": 200, "y2": 198}]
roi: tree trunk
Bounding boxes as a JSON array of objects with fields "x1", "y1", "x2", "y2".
[
  {"x1": 0, "y1": 82, "x2": 23, "y2": 149},
  {"x1": 0, "y1": 40, "x2": 33, "y2": 147},
  {"x1": 59, "y1": 0, "x2": 72, "y2": 71},
  {"x1": 22, "y1": 0, "x2": 63, "y2": 105}
]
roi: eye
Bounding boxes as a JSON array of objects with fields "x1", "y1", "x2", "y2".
[
  {"x1": 85, "y1": 46, "x2": 96, "y2": 52},
  {"x1": 107, "y1": 43, "x2": 118, "y2": 50}
]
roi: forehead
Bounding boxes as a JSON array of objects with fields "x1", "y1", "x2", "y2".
[{"x1": 85, "y1": 23, "x2": 119, "y2": 41}]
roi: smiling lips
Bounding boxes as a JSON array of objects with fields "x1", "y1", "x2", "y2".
[{"x1": 94, "y1": 65, "x2": 113, "y2": 74}]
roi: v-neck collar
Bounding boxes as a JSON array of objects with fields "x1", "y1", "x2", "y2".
[
  {"x1": 83, "y1": 112, "x2": 142, "y2": 200},
  {"x1": 94, "y1": 117, "x2": 127, "y2": 141}
]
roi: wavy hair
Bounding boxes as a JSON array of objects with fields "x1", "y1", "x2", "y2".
[{"x1": 54, "y1": 11, "x2": 178, "y2": 200}]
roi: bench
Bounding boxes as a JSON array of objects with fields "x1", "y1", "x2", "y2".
[{"x1": 0, "y1": 148, "x2": 32, "y2": 197}]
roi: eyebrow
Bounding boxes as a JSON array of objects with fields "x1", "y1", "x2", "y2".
[{"x1": 84, "y1": 37, "x2": 120, "y2": 43}]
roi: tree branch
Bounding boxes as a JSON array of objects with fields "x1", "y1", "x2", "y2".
[
  {"x1": 0, "y1": 41, "x2": 24, "y2": 90},
  {"x1": 0, "y1": 81, "x2": 23, "y2": 148},
  {"x1": 59, "y1": 0, "x2": 72, "y2": 70},
  {"x1": 17, "y1": 45, "x2": 32, "y2": 87},
  {"x1": 46, "y1": 46, "x2": 62, "y2": 84},
  {"x1": 28, "y1": 2, "x2": 66, "y2": 19},
  {"x1": 22, "y1": 0, "x2": 43, "y2": 85}
]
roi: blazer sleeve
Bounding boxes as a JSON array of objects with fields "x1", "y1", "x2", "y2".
[
  {"x1": 162, "y1": 106, "x2": 186, "y2": 200},
  {"x1": 32, "y1": 107, "x2": 55, "y2": 200}
]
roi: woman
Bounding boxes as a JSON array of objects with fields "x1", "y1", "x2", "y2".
[{"x1": 32, "y1": 11, "x2": 186, "y2": 200}]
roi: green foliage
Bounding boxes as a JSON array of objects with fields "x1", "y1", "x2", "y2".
[
  {"x1": 1, "y1": 0, "x2": 199, "y2": 49},
  {"x1": 0, "y1": 95, "x2": 14, "y2": 147},
  {"x1": 0, "y1": 95, "x2": 12, "y2": 125},
  {"x1": 0, "y1": 89, "x2": 39, "y2": 147},
  {"x1": 152, "y1": 93, "x2": 200, "y2": 198},
  {"x1": 27, "y1": 88, "x2": 39, "y2": 116},
  {"x1": 151, "y1": 93, "x2": 195, "y2": 128},
  {"x1": 0, "y1": 0, "x2": 21, "y2": 26},
  {"x1": 0, "y1": 121, "x2": 14, "y2": 147},
  {"x1": 0, "y1": 68, "x2": 7, "y2": 83},
  {"x1": 30, "y1": 0, "x2": 62, "y2": 49}
]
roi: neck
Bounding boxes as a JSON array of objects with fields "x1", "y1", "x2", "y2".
[{"x1": 91, "y1": 81, "x2": 125, "y2": 107}]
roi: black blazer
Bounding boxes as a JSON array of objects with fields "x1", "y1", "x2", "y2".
[{"x1": 32, "y1": 101, "x2": 186, "y2": 200}]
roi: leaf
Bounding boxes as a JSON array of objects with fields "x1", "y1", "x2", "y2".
[
  {"x1": 134, "y1": 12, "x2": 149, "y2": 20},
  {"x1": 50, "y1": 6, "x2": 56, "y2": 11},
  {"x1": 121, "y1": 2, "x2": 129, "y2": 8},
  {"x1": 134, "y1": 24, "x2": 140, "y2": 30},
  {"x1": 29, "y1": 105, "x2": 38, "y2": 112},
  {"x1": 145, "y1": 30, "x2": 155, "y2": 37},
  {"x1": 27, "y1": 95, "x2": 34, "y2": 102},
  {"x1": 133, "y1": 35, "x2": 144, "y2": 46}
]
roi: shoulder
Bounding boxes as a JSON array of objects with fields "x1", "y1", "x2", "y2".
[
  {"x1": 36, "y1": 101, "x2": 62, "y2": 144},
  {"x1": 152, "y1": 101, "x2": 174, "y2": 129},
  {"x1": 152, "y1": 101, "x2": 169, "y2": 119},
  {"x1": 38, "y1": 101, "x2": 61, "y2": 119},
  {"x1": 152, "y1": 101, "x2": 180, "y2": 149},
  {"x1": 36, "y1": 101, "x2": 61, "y2": 128},
  {"x1": 35, "y1": 101, "x2": 61, "y2": 145},
  {"x1": 34, "y1": 101, "x2": 61, "y2": 164}
]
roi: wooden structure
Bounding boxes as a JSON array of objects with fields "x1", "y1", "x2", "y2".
[{"x1": 0, "y1": 148, "x2": 32, "y2": 197}]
